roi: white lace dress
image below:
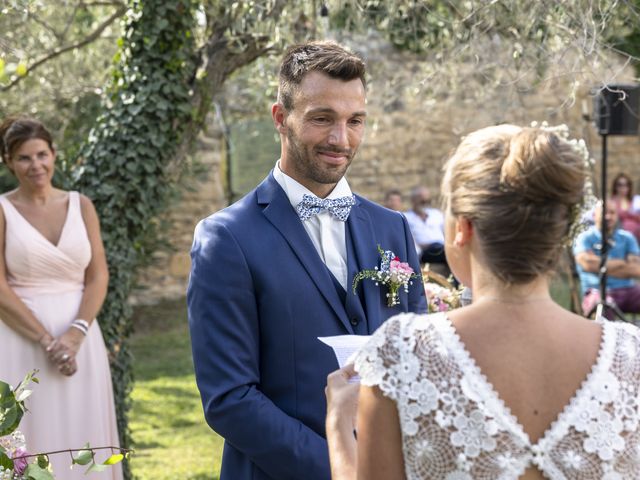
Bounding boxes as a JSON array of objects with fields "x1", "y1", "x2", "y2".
[{"x1": 355, "y1": 313, "x2": 640, "y2": 479}]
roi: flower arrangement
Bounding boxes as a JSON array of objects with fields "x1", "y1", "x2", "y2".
[
  {"x1": 353, "y1": 246, "x2": 421, "y2": 307},
  {"x1": 421, "y1": 265, "x2": 467, "y2": 313},
  {"x1": 0, "y1": 371, "x2": 129, "y2": 479},
  {"x1": 424, "y1": 281, "x2": 464, "y2": 313}
]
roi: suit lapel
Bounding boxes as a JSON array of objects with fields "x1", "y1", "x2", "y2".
[
  {"x1": 347, "y1": 197, "x2": 382, "y2": 332},
  {"x1": 257, "y1": 174, "x2": 354, "y2": 334}
]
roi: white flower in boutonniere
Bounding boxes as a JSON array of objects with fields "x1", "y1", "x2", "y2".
[{"x1": 352, "y1": 246, "x2": 421, "y2": 307}]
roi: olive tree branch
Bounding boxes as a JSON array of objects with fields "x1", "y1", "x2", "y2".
[{"x1": 0, "y1": 4, "x2": 126, "y2": 92}]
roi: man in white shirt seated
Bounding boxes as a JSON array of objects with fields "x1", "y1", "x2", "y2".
[{"x1": 404, "y1": 186, "x2": 447, "y2": 268}]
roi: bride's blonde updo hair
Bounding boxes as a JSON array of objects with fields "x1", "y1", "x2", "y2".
[{"x1": 441, "y1": 124, "x2": 587, "y2": 285}]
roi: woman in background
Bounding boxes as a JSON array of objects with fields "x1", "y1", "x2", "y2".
[
  {"x1": 326, "y1": 125, "x2": 640, "y2": 479},
  {"x1": 611, "y1": 172, "x2": 640, "y2": 242},
  {"x1": 0, "y1": 117, "x2": 122, "y2": 479}
]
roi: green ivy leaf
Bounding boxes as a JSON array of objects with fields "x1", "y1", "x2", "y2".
[
  {"x1": 0, "y1": 380, "x2": 13, "y2": 402},
  {"x1": 37, "y1": 454, "x2": 49, "y2": 469},
  {"x1": 0, "y1": 449, "x2": 14, "y2": 471},
  {"x1": 24, "y1": 463, "x2": 55, "y2": 480},
  {"x1": 0, "y1": 403, "x2": 21, "y2": 436},
  {"x1": 72, "y1": 445, "x2": 93, "y2": 466}
]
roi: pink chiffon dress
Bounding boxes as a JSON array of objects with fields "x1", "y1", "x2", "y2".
[{"x1": 0, "y1": 191, "x2": 123, "y2": 480}]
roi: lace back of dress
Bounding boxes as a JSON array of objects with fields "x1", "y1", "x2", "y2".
[{"x1": 355, "y1": 313, "x2": 640, "y2": 480}]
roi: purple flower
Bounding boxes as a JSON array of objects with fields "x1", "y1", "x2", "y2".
[{"x1": 13, "y1": 448, "x2": 29, "y2": 475}]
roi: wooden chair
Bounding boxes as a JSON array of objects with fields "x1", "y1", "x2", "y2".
[{"x1": 422, "y1": 265, "x2": 456, "y2": 290}]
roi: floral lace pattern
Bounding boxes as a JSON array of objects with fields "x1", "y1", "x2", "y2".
[{"x1": 354, "y1": 313, "x2": 640, "y2": 479}]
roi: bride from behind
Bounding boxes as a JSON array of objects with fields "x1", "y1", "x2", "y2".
[{"x1": 326, "y1": 125, "x2": 640, "y2": 479}]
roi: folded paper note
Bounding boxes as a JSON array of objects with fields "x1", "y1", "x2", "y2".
[{"x1": 318, "y1": 335, "x2": 371, "y2": 382}]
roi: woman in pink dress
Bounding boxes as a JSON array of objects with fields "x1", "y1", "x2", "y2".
[
  {"x1": 611, "y1": 172, "x2": 640, "y2": 242},
  {"x1": 0, "y1": 117, "x2": 122, "y2": 479}
]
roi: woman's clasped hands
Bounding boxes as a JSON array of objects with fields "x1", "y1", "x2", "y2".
[{"x1": 39, "y1": 328, "x2": 85, "y2": 377}]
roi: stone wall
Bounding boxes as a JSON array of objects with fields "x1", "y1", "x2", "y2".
[{"x1": 131, "y1": 38, "x2": 640, "y2": 305}]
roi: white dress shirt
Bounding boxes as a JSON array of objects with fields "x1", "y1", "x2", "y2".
[
  {"x1": 404, "y1": 208, "x2": 445, "y2": 254},
  {"x1": 273, "y1": 161, "x2": 351, "y2": 290}
]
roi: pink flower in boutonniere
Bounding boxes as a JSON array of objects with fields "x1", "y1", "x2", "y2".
[{"x1": 352, "y1": 246, "x2": 421, "y2": 307}]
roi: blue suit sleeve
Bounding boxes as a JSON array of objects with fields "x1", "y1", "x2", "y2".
[
  {"x1": 187, "y1": 218, "x2": 330, "y2": 479},
  {"x1": 401, "y1": 214, "x2": 428, "y2": 314}
]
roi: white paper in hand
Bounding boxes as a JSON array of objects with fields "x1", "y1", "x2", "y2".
[{"x1": 318, "y1": 335, "x2": 371, "y2": 382}]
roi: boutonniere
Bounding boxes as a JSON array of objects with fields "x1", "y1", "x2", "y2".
[{"x1": 352, "y1": 246, "x2": 420, "y2": 307}]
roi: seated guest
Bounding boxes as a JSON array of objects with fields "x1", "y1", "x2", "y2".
[
  {"x1": 611, "y1": 172, "x2": 640, "y2": 242},
  {"x1": 574, "y1": 200, "x2": 640, "y2": 317},
  {"x1": 383, "y1": 189, "x2": 404, "y2": 211},
  {"x1": 404, "y1": 186, "x2": 446, "y2": 266}
]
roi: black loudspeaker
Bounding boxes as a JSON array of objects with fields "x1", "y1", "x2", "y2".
[{"x1": 593, "y1": 84, "x2": 640, "y2": 135}]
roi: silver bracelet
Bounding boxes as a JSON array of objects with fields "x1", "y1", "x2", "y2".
[
  {"x1": 71, "y1": 319, "x2": 90, "y2": 336},
  {"x1": 70, "y1": 323, "x2": 87, "y2": 336}
]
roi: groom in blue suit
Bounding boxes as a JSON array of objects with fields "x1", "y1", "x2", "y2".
[{"x1": 188, "y1": 40, "x2": 427, "y2": 480}]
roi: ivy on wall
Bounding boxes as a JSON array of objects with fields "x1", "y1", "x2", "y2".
[{"x1": 74, "y1": 1, "x2": 197, "y2": 477}]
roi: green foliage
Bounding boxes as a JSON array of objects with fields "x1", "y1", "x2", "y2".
[
  {"x1": 0, "y1": 449, "x2": 13, "y2": 472},
  {"x1": 69, "y1": 443, "x2": 126, "y2": 474},
  {"x1": 335, "y1": 0, "x2": 458, "y2": 54},
  {"x1": 0, "y1": 2, "x2": 123, "y2": 161},
  {"x1": 0, "y1": 372, "x2": 32, "y2": 437},
  {"x1": 23, "y1": 463, "x2": 54, "y2": 480},
  {"x1": 74, "y1": 1, "x2": 198, "y2": 477},
  {"x1": 0, "y1": 169, "x2": 17, "y2": 193},
  {"x1": 71, "y1": 446, "x2": 93, "y2": 466},
  {"x1": 0, "y1": 372, "x2": 53, "y2": 479},
  {"x1": 606, "y1": 0, "x2": 640, "y2": 75}
]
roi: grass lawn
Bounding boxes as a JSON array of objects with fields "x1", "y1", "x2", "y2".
[{"x1": 129, "y1": 298, "x2": 223, "y2": 480}]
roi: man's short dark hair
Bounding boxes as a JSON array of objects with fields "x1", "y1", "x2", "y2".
[{"x1": 278, "y1": 40, "x2": 366, "y2": 110}]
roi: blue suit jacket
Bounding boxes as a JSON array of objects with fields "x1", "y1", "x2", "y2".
[{"x1": 187, "y1": 173, "x2": 426, "y2": 480}]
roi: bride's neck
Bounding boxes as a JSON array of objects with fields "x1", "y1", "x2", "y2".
[{"x1": 471, "y1": 271, "x2": 551, "y2": 305}]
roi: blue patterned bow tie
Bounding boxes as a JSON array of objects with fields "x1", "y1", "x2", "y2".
[{"x1": 296, "y1": 194, "x2": 356, "y2": 222}]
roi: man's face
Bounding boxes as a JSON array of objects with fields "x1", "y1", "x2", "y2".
[
  {"x1": 273, "y1": 71, "x2": 366, "y2": 198},
  {"x1": 385, "y1": 194, "x2": 403, "y2": 211},
  {"x1": 595, "y1": 203, "x2": 618, "y2": 233},
  {"x1": 412, "y1": 188, "x2": 431, "y2": 209}
]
